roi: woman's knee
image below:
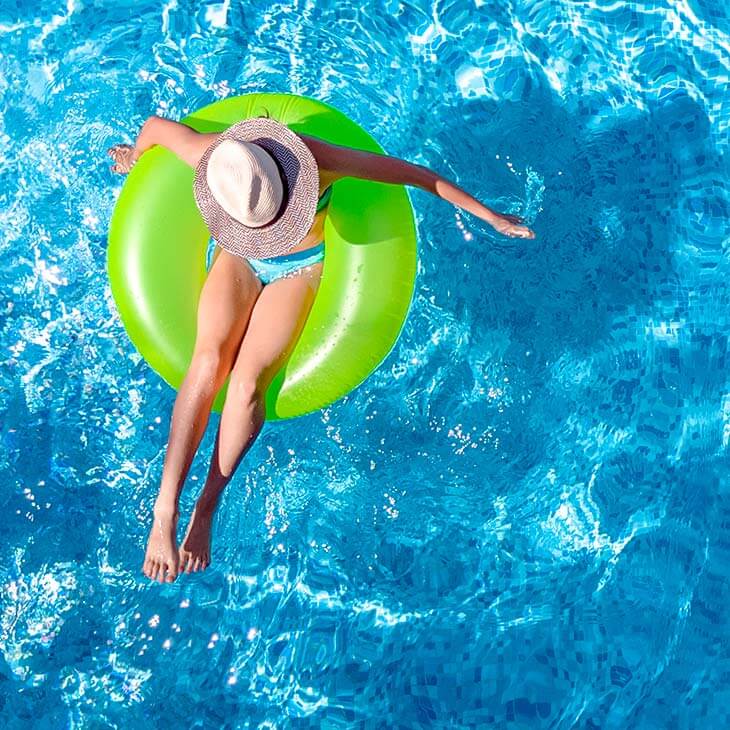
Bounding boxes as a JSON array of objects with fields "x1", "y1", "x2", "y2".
[
  {"x1": 188, "y1": 348, "x2": 230, "y2": 390},
  {"x1": 227, "y1": 367, "x2": 269, "y2": 408}
]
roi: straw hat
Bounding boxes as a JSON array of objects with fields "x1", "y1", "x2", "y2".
[{"x1": 193, "y1": 117, "x2": 320, "y2": 259}]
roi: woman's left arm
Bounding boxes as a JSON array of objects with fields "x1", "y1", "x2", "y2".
[{"x1": 301, "y1": 135, "x2": 535, "y2": 239}]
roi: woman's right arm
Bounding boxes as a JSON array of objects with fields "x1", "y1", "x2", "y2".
[{"x1": 109, "y1": 116, "x2": 221, "y2": 171}]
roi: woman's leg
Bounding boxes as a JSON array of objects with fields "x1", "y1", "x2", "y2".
[
  {"x1": 143, "y1": 248, "x2": 263, "y2": 583},
  {"x1": 178, "y1": 261, "x2": 324, "y2": 573}
]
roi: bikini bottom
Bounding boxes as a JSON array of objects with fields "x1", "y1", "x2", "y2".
[
  {"x1": 246, "y1": 241, "x2": 325, "y2": 285},
  {"x1": 206, "y1": 239, "x2": 325, "y2": 285}
]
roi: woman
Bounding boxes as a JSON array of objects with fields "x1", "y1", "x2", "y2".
[{"x1": 108, "y1": 113, "x2": 535, "y2": 584}]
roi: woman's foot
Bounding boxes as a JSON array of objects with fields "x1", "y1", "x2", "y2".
[
  {"x1": 178, "y1": 503, "x2": 214, "y2": 573},
  {"x1": 142, "y1": 507, "x2": 180, "y2": 583}
]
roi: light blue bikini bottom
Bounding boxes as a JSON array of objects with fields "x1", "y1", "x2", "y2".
[
  {"x1": 206, "y1": 239, "x2": 325, "y2": 285},
  {"x1": 247, "y1": 241, "x2": 325, "y2": 285}
]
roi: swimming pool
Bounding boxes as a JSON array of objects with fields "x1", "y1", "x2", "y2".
[{"x1": 2, "y1": 0, "x2": 729, "y2": 726}]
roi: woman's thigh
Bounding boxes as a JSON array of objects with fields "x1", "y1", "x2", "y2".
[
  {"x1": 229, "y1": 261, "x2": 324, "y2": 391},
  {"x1": 193, "y1": 248, "x2": 263, "y2": 366}
]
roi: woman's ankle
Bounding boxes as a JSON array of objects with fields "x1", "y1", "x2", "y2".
[
  {"x1": 153, "y1": 501, "x2": 179, "y2": 519},
  {"x1": 194, "y1": 493, "x2": 219, "y2": 518}
]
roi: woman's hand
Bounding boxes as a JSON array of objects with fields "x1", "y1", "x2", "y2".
[
  {"x1": 488, "y1": 212, "x2": 536, "y2": 239},
  {"x1": 107, "y1": 143, "x2": 140, "y2": 174}
]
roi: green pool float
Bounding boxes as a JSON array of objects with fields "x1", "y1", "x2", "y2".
[{"x1": 107, "y1": 92, "x2": 417, "y2": 421}]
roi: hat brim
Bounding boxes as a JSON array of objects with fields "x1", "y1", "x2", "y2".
[{"x1": 193, "y1": 117, "x2": 320, "y2": 259}]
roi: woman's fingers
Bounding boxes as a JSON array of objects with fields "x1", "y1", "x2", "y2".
[
  {"x1": 107, "y1": 143, "x2": 133, "y2": 160},
  {"x1": 108, "y1": 144, "x2": 137, "y2": 174},
  {"x1": 511, "y1": 225, "x2": 533, "y2": 238},
  {"x1": 492, "y1": 213, "x2": 535, "y2": 238},
  {"x1": 499, "y1": 223, "x2": 535, "y2": 239}
]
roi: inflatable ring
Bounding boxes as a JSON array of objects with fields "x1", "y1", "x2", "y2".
[{"x1": 107, "y1": 92, "x2": 417, "y2": 421}]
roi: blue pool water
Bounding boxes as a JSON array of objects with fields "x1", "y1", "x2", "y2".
[{"x1": 2, "y1": 0, "x2": 729, "y2": 727}]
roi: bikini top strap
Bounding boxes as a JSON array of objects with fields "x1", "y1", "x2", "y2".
[{"x1": 315, "y1": 184, "x2": 333, "y2": 213}]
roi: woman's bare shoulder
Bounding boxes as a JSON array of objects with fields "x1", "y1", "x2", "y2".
[
  {"x1": 298, "y1": 132, "x2": 430, "y2": 189},
  {"x1": 298, "y1": 133, "x2": 346, "y2": 183},
  {"x1": 147, "y1": 117, "x2": 221, "y2": 168}
]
